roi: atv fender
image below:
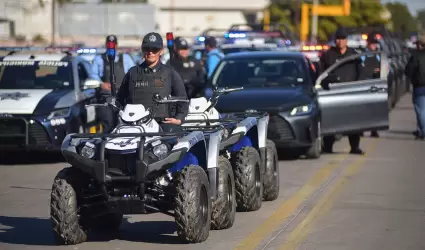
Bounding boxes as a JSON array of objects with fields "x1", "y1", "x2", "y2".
[
  {"x1": 257, "y1": 115, "x2": 269, "y2": 173},
  {"x1": 206, "y1": 129, "x2": 222, "y2": 200}
]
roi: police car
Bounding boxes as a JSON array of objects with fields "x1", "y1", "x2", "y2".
[{"x1": 0, "y1": 49, "x2": 104, "y2": 151}]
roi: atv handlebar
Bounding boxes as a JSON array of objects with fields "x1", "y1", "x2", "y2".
[{"x1": 153, "y1": 94, "x2": 189, "y2": 104}]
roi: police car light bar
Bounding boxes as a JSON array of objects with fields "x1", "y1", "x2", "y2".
[
  {"x1": 196, "y1": 36, "x2": 206, "y2": 42},
  {"x1": 166, "y1": 32, "x2": 174, "y2": 47},
  {"x1": 302, "y1": 45, "x2": 329, "y2": 51},
  {"x1": 77, "y1": 48, "x2": 98, "y2": 54}
]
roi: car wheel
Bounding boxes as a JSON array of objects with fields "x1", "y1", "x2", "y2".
[{"x1": 305, "y1": 122, "x2": 321, "y2": 159}]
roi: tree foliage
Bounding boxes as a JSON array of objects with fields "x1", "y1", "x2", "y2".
[
  {"x1": 417, "y1": 9, "x2": 425, "y2": 31},
  {"x1": 268, "y1": 0, "x2": 389, "y2": 41},
  {"x1": 386, "y1": 2, "x2": 418, "y2": 38}
]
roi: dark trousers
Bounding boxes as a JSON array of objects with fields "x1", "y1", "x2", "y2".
[
  {"x1": 323, "y1": 134, "x2": 361, "y2": 151},
  {"x1": 96, "y1": 106, "x2": 116, "y2": 133}
]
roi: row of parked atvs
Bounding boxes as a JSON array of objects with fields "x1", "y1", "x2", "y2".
[{"x1": 50, "y1": 87, "x2": 280, "y2": 244}]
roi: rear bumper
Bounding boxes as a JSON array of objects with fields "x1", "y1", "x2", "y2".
[{"x1": 268, "y1": 113, "x2": 319, "y2": 149}]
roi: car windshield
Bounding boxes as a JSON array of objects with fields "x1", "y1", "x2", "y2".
[
  {"x1": 0, "y1": 60, "x2": 73, "y2": 90},
  {"x1": 213, "y1": 58, "x2": 307, "y2": 88}
]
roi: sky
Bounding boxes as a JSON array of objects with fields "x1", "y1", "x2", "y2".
[{"x1": 375, "y1": 0, "x2": 423, "y2": 16}]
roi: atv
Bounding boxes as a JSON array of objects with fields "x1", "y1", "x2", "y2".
[
  {"x1": 182, "y1": 87, "x2": 279, "y2": 215},
  {"x1": 50, "y1": 94, "x2": 221, "y2": 245}
]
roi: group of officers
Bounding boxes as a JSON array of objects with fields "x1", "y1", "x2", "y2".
[{"x1": 90, "y1": 27, "x2": 391, "y2": 155}]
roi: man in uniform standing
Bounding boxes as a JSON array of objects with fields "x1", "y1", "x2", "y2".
[
  {"x1": 320, "y1": 27, "x2": 365, "y2": 154},
  {"x1": 204, "y1": 36, "x2": 224, "y2": 79},
  {"x1": 405, "y1": 32, "x2": 425, "y2": 140},
  {"x1": 360, "y1": 33, "x2": 381, "y2": 138},
  {"x1": 168, "y1": 37, "x2": 206, "y2": 99},
  {"x1": 91, "y1": 35, "x2": 135, "y2": 132},
  {"x1": 117, "y1": 32, "x2": 188, "y2": 132}
]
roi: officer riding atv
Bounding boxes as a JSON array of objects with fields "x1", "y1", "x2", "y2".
[{"x1": 50, "y1": 33, "x2": 235, "y2": 244}]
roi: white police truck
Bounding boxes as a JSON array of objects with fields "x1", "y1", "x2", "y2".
[{"x1": 0, "y1": 48, "x2": 104, "y2": 151}]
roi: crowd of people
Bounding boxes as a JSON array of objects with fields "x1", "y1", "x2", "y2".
[{"x1": 90, "y1": 28, "x2": 425, "y2": 154}]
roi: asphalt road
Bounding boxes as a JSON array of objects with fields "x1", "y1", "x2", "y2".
[{"x1": 0, "y1": 93, "x2": 424, "y2": 250}]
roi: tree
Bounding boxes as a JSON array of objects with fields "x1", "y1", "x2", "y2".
[
  {"x1": 317, "y1": 0, "x2": 388, "y2": 41},
  {"x1": 417, "y1": 9, "x2": 425, "y2": 30},
  {"x1": 386, "y1": 2, "x2": 418, "y2": 38},
  {"x1": 266, "y1": 0, "x2": 389, "y2": 42}
]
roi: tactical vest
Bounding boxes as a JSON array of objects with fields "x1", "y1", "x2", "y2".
[
  {"x1": 102, "y1": 53, "x2": 126, "y2": 88},
  {"x1": 128, "y1": 65, "x2": 172, "y2": 118}
]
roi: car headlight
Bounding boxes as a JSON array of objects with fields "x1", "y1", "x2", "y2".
[
  {"x1": 48, "y1": 108, "x2": 71, "y2": 119},
  {"x1": 290, "y1": 105, "x2": 312, "y2": 116},
  {"x1": 153, "y1": 144, "x2": 168, "y2": 159},
  {"x1": 80, "y1": 142, "x2": 95, "y2": 159}
]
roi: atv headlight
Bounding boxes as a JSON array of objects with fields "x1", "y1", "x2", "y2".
[
  {"x1": 290, "y1": 105, "x2": 312, "y2": 116},
  {"x1": 80, "y1": 142, "x2": 95, "y2": 159},
  {"x1": 220, "y1": 128, "x2": 230, "y2": 140},
  {"x1": 153, "y1": 144, "x2": 168, "y2": 159}
]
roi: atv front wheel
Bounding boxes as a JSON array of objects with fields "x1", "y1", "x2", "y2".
[
  {"x1": 231, "y1": 146, "x2": 263, "y2": 212},
  {"x1": 211, "y1": 156, "x2": 236, "y2": 230},
  {"x1": 50, "y1": 167, "x2": 88, "y2": 245},
  {"x1": 174, "y1": 165, "x2": 211, "y2": 243},
  {"x1": 263, "y1": 140, "x2": 279, "y2": 201}
]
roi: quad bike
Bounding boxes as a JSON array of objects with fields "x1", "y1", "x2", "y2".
[
  {"x1": 50, "y1": 94, "x2": 223, "y2": 245},
  {"x1": 182, "y1": 87, "x2": 279, "y2": 215}
]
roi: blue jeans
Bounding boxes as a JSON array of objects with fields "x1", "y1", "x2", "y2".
[{"x1": 413, "y1": 87, "x2": 425, "y2": 137}]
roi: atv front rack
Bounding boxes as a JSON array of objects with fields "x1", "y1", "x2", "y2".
[{"x1": 62, "y1": 131, "x2": 188, "y2": 184}]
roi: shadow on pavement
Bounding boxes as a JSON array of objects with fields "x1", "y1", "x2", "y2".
[
  {"x1": 0, "y1": 216, "x2": 186, "y2": 246},
  {"x1": 90, "y1": 218, "x2": 182, "y2": 244},
  {"x1": 0, "y1": 216, "x2": 55, "y2": 246},
  {"x1": 0, "y1": 151, "x2": 64, "y2": 165}
]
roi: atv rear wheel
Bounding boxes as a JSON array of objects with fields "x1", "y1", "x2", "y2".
[
  {"x1": 211, "y1": 156, "x2": 236, "y2": 230},
  {"x1": 50, "y1": 167, "x2": 88, "y2": 245},
  {"x1": 231, "y1": 146, "x2": 263, "y2": 212},
  {"x1": 263, "y1": 140, "x2": 279, "y2": 201},
  {"x1": 174, "y1": 165, "x2": 211, "y2": 243}
]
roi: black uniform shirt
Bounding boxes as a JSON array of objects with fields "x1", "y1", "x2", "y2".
[
  {"x1": 168, "y1": 55, "x2": 206, "y2": 98},
  {"x1": 320, "y1": 47, "x2": 363, "y2": 82},
  {"x1": 117, "y1": 61, "x2": 188, "y2": 121}
]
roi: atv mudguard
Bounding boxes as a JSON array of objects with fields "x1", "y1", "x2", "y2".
[{"x1": 225, "y1": 115, "x2": 269, "y2": 174}]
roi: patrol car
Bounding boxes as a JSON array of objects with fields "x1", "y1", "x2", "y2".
[{"x1": 0, "y1": 49, "x2": 104, "y2": 151}]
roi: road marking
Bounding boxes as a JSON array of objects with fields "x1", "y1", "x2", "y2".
[
  {"x1": 233, "y1": 150, "x2": 350, "y2": 250},
  {"x1": 278, "y1": 140, "x2": 378, "y2": 250}
]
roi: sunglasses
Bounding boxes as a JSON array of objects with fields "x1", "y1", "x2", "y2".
[{"x1": 142, "y1": 47, "x2": 161, "y2": 53}]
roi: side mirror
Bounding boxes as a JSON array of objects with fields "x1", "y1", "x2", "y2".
[
  {"x1": 83, "y1": 79, "x2": 102, "y2": 89},
  {"x1": 320, "y1": 74, "x2": 340, "y2": 90}
]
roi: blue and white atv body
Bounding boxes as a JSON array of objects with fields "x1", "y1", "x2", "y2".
[
  {"x1": 51, "y1": 98, "x2": 219, "y2": 245},
  {"x1": 183, "y1": 96, "x2": 279, "y2": 212}
]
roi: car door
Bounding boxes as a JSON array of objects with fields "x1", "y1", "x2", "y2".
[{"x1": 315, "y1": 51, "x2": 390, "y2": 136}]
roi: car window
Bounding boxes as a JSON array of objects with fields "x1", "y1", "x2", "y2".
[
  {"x1": 212, "y1": 58, "x2": 307, "y2": 88},
  {"x1": 78, "y1": 62, "x2": 88, "y2": 84},
  {"x1": 0, "y1": 60, "x2": 73, "y2": 90}
]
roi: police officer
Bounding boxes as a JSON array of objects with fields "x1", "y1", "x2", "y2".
[
  {"x1": 320, "y1": 27, "x2": 365, "y2": 154},
  {"x1": 360, "y1": 33, "x2": 381, "y2": 138},
  {"x1": 204, "y1": 36, "x2": 224, "y2": 79},
  {"x1": 405, "y1": 32, "x2": 425, "y2": 140},
  {"x1": 116, "y1": 32, "x2": 188, "y2": 131},
  {"x1": 168, "y1": 37, "x2": 206, "y2": 99},
  {"x1": 91, "y1": 35, "x2": 136, "y2": 132}
]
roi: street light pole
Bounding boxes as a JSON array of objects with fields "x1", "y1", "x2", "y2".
[{"x1": 311, "y1": 0, "x2": 318, "y2": 43}]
